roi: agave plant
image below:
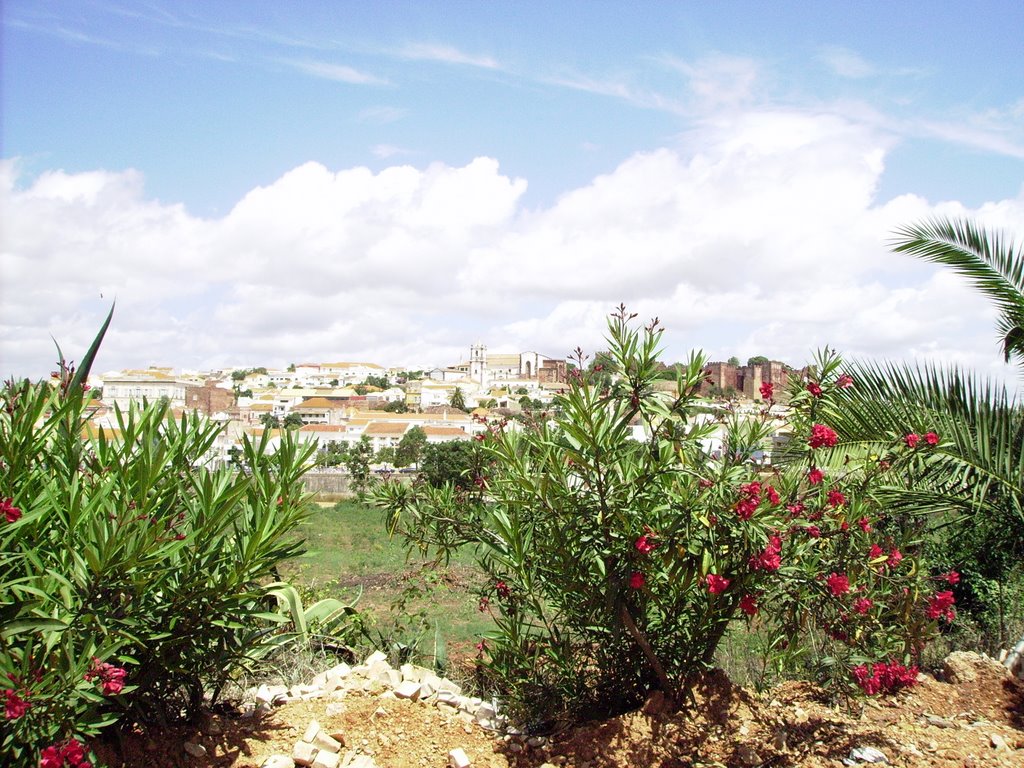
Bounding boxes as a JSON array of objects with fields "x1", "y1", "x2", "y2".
[{"x1": 825, "y1": 216, "x2": 1024, "y2": 655}]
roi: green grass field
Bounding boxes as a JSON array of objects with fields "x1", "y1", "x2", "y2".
[{"x1": 280, "y1": 500, "x2": 493, "y2": 667}]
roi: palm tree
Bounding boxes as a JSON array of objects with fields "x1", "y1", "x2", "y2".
[
  {"x1": 892, "y1": 217, "x2": 1024, "y2": 371},
  {"x1": 826, "y1": 216, "x2": 1024, "y2": 657}
]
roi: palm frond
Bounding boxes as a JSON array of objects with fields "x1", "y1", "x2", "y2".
[
  {"x1": 826, "y1": 360, "x2": 1024, "y2": 526},
  {"x1": 892, "y1": 217, "x2": 1024, "y2": 366}
]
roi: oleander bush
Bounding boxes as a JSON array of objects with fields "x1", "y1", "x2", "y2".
[
  {"x1": 0, "y1": 320, "x2": 318, "y2": 767},
  {"x1": 373, "y1": 307, "x2": 957, "y2": 723}
]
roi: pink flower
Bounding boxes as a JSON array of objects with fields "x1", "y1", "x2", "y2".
[
  {"x1": 943, "y1": 571, "x2": 960, "y2": 585},
  {"x1": 705, "y1": 573, "x2": 730, "y2": 595},
  {"x1": 852, "y1": 661, "x2": 918, "y2": 696},
  {"x1": 739, "y1": 594, "x2": 759, "y2": 616},
  {"x1": 495, "y1": 581, "x2": 511, "y2": 599},
  {"x1": 904, "y1": 432, "x2": 920, "y2": 448},
  {"x1": 4, "y1": 688, "x2": 30, "y2": 720},
  {"x1": 926, "y1": 590, "x2": 956, "y2": 622},
  {"x1": 868, "y1": 543, "x2": 885, "y2": 560},
  {"x1": 634, "y1": 534, "x2": 656, "y2": 555},
  {"x1": 85, "y1": 658, "x2": 127, "y2": 696},
  {"x1": 750, "y1": 535, "x2": 782, "y2": 572},
  {"x1": 853, "y1": 597, "x2": 873, "y2": 615},
  {"x1": 808, "y1": 424, "x2": 838, "y2": 449},
  {"x1": 924, "y1": 431, "x2": 939, "y2": 446},
  {"x1": 734, "y1": 481, "x2": 762, "y2": 520},
  {"x1": 858, "y1": 517, "x2": 872, "y2": 533},
  {"x1": 808, "y1": 467, "x2": 824, "y2": 485},
  {"x1": 826, "y1": 489, "x2": 846, "y2": 508},
  {"x1": 826, "y1": 572, "x2": 850, "y2": 596},
  {"x1": 759, "y1": 382, "x2": 774, "y2": 400},
  {"x1": 628, "y1": 571, "x2": 646, "y2": 589},
  {"x1": 1, "y1": 498, "x2": 21, "y2": 524},
  {"x1": 786, "y1": 503, "x2": 805, "y2": 518},
  {"x1": 40, "y1": 739, "x2": 91, "y2": 768},
  {"x1": 807, "y1": 382, "x2": 823, "y2": 397},
  {"x1": 836, "y1": 374, "x2": 854, "y2": 389},
  {"x1": 805, "y1": 525, "x2": 821, "y2": 538},
  {"x1": 766, "y1": 485, "x2": 780, "y2": 505},
  {"x1": 887, "y1": 548, "x2": 903, "y2": 569},
  {"x1": 40, "y1": 746, "x2": 64, "y2": 768}
]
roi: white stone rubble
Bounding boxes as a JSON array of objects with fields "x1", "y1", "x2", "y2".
[{"x1": 258, "y1": 650, "x2": 504, "y2": 768}]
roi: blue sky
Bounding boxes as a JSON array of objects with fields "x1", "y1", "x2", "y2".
[{"x1": 2, "y1": 1, "x2": 1023, "y2": 386}]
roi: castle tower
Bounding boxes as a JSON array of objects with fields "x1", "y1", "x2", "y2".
[{"x1": 470, "y1": 343, "x2": 487, "y2": 387}]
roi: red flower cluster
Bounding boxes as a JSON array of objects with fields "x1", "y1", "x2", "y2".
[
  {"x1": 858, "y1": 517, "x2": 872, "y2": 533},
  {"x1": 739, "y1": 593, "x2": 759, "y2": 616},
  {"x1": 942, "y1": 571, "x2": 960, "y2": 585},
  {"x1": 851, "y1": 661, "x2": 919, "y2": 695},
  {"x1": 808, "y1": 424, "x2": 838, "y2": 449},
  {"x1": 807, "y1": 382, "x2": 823, "y2": 397},
  {"x1": 705, "y1": 573, "x2": 730, "y2": 594},
  {"x1": 2, "y1": 497, "x2": 21, "y2": 523},
  {"x1": 804, "y1": 525, "x2": 821, "y2": 538},
  {"x1": 926, "y1": 590, "x2": 956, "y2": 622},
  {"x1": 826, "y1": 489, "x2": 846, "y2": 508},
  {"x1": 808, "y1": 467, "x2": 824, "y2": 485},
  {"x1": 836, "y1": 374, "x2": 854, "y2": 389},
  {"x1": 734, "y1": 481, "x2": 763, "y2": 520},
  {"x1": 495, "y1": 580, "x2": 511, "y2": 599},
  {"x1": 40, "y1": 739, "x2": 91, "y2": 768},
  {"x1": 634, "y1": 534, "x2": 657, "y2": 555},
  {"x1": 628, "y1": 571, "x2": 646, "y2": 589},
  {"x1": 4, "y1": 687, "x2": 30, "y2": 720},
  {"x1": 904, "y1": 433, "x2": 920, "y2": 448},
  {"x1": 759, "y1": 382, "x2": 774, "y2": 400},
  {"x1": 924, "y1": 432, "x2": 939, "y2": 445},
  {"x1": 85, "y1": 658, "x2": 127, "y2": 696},
  {"x1": 826, "y1": 572, "x2": 850, "y2": 596},
  {"x1": 887, "y1": 548, "x2": 903, "y2": 569},
  {"x1": 750, "y1": 535, "x2": 782, "y2": 572},
  {"x1": 853, "y1": 597, "x2": 873, "y2": 615}
]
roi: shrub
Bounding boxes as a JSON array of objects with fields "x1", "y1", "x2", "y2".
[
  {"x1": 372, "y1": 308, "x2": 949, "y2": 722},
  {"x1": 0, "y1": 331, "x2": 316, "y2": 766}
]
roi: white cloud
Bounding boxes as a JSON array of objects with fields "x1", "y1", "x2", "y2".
[
  {"x1": 2, "y1": 109, "x2": 1022, "y2": 392},
  {"x1": 395, "y1": 43, "x2": 499, "y2": 69},
  {"x1": 282, "y1": 58, "x2": 389, "y2": 85},
  {"x1": 818, "y1": 46, "x2": 876, "y2": 79}
]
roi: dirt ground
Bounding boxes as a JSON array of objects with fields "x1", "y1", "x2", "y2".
[{"x1": 92, "y1": 655, "x2": 1023, "y2": 768}]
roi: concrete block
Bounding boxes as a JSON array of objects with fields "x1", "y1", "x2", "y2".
[
  {"x1": 448, "y1": 747, "x2": 472, "y2": 768},
  {"x1": 303, "y1": 721, "x2": 322, "y2": 742},
  {"x1": 293, "y1": 740, "x2": 318, "y2": 767},
  {"x1": 312, "y1": 729, "x2": 343, "y2": 753},
  {"x1": 393, "y1": 680, "x2": 422, "y2": 700},
  {"x1": 311, "y1": 750, "x2": 341, "y2": 768}
]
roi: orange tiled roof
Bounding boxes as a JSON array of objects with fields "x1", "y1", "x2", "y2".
[{"x1": 364, "y1": 422, "x2": 409, "y2": 436}]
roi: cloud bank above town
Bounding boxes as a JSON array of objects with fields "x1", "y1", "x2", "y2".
[
  {"x1": 2, "y1": 2, "x2": 1023, "y2": 388},
  {"x1": 3, "y1": 105, "x2": 1022, "y2": 386}
]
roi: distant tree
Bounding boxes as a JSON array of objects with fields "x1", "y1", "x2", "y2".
[
  {"x1": 329, "y1": 378, "x2": 339, "y2": 387},
  {"x1": 282, "y1": 412, "x2": 305, "y2": 430},
  {"x1": 259, "y1": 413, "x2": 280, "y2": 429},
  {"x1": 354, "y1": 384, "x2": 368, "y2": 395},
  {"x1": 382, "y1": 400, "x2": 409, "y2": 413},
  {"x1": 364, "y1": 374, "x2": 390, "y2": 390},
  {"x1": 375, "y1": 446, "x2": 396, "y2": 468},
  {"x1": 231, "y1": 370, "x2": 246, "y2": 382},
  {"x1": 287, "y1": 363, "x2": 296, "y2": 372},
  {"x1": 480, "y1": 398, "x2": 498, "y2": 409},
  {"x1": 449, "y1": 386, "x2": 468, "y2": 412},
  {"x1": 395, "y1": 426, "x2": 428, "y2": 468},
  {"x1": 747, "y1": 356, "x2": 769, "y2": 366},
  {"x1": 727, "y1": 356, "x2": 740, "y2": 366},
  {"x1": 344, "y1": 436, "x2": 375, "y2": 494},
  {"x1": 420, "y1": 440, "x2": 484, "y2": 490},
  {"x1": 316, "y1": 440, "x2": 348, "y2": 468},
  {"x1": 515, "y1": 387, "x2": 529, "y2": 396}
]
